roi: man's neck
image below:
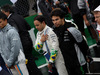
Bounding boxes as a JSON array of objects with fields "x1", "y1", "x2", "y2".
[
  {"x1": 62, "y1": 21, "x2": 65, "y2": 26},
  {"x1": 7, "y1": 13, "x2": 12, "y2": 19}
]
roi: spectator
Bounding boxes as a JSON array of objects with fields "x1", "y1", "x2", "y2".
[
  {"x1": 0, "y1": 11, "x2": 29, "y2": 75},
  {"x1": 1, "y1": 4, "x2": 42, "y2": 75},
  {"x1": 34, "y1": 15, "x2": 68, "y2": 75},
  {"x1": 51, "y1": 8, "x2": 89, "y2": 75},
  {"x1": 38, "y1": 0, "x2": 56, "y2": 27},
  {"x1": 66, "y1": 0, "x2": 85, "y2": 35},
  {"x1": 78, "y1": 0, "x2": 98, "y2": 42},
  {"x1": 38, "y1": 0, "x2": 69, "y2": 28},
  {"x1": 93, "y1": 5, "x2": 100, "y2": 45}
]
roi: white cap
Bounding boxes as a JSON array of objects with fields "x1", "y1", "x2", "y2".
[{"x1": 94, "y1": 5, "x2": 100, "y2": 11}]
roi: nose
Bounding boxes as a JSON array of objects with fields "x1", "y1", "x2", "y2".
[
  {"x1": 95, "y1": 18, "x2": 97, "y2": 22},
  {"x1": 53, "y1": 20, "x2": 57, "y2": 25},
  {"x1": 35, "y1": 26, "x2": 38, "y2": 29}
]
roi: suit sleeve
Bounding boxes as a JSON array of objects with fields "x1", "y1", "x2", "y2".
[
  {"x1": 8, "y1": 19, "x2": 19, "y2": 32},
  {"x1": 67, "y1": 27, "x2": 89, "y2": 58},
  {"x1": 6, "y1": 29, "x2": 21, "y2": 67},
  {"x1": 77, "y1": 0, "x2": 86, "y2": 16},
  {"x1": 34, "y1": 33, "x2": 43, "y2": 52},
  {"x1": 48, "y1": 30, "x2": 58, "y2": 63}
]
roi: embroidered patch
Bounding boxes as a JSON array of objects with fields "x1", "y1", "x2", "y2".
[
  {"x1": 50, "y1": 54, "x2": 56, "y2": 61},
  {"x1": 37, "y1": 43, "x2": 42, "y2": 49}
]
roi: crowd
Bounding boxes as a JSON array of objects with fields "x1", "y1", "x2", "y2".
[{"x1": 0, "y1": 0, "x2": 100, "y2": 75}]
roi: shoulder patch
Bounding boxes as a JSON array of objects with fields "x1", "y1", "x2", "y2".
[{"x1": 68, "y1": 27, "x2": 83, "y2": 42}]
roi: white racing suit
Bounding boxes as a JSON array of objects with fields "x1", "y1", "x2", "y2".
[{"x1": 34, "y1": 25, "x2": 68, "y2": 75}]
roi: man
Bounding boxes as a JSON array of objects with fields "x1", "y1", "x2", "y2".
[
  {"x1": 93, "y1": 5, "x2": 100, "y2": 26},
  {"x1": 93, "y1": 5, "x2": 100, "y2": 45},
  {"x1": 0, "y1": 11, "x2": 29, "y2": 75},
  {"x1": 1, "y1": 4, "x2": 42, "y2": 75},
  {"x1": 78, "y1": 0, "x2": 98, "y2": 42},
  {"x1": 66, "y1": 0, "x2": 85, "y2": 35},
  {"x1": 51, "y1": 8, "x2": 89, "y2": 75},
  {"x1": 34, "y1": 15, "x2": 68, "y2": 75}
]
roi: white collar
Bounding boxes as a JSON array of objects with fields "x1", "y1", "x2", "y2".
[
  {"x1": 7, "y1": 13, "x2": 12, "y2": 19},
  {"x1": 96, "y1": 23, "x2": 100, "y2": 31},
  {"x1": 38, "y1": 25, "x2": 47, "y2": 35}
]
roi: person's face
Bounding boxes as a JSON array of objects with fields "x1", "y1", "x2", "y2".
[
  {"x1": 94, "y1": 12, "x2": 100, "y2": 25},
  {"x1": 1, "y1": 10, "x2": 9, "y2": 17},
  {"x1": 34, "y1": 20, "x2": 45, "y2": 31},
  {"x1": 52, "y1": 16, "x2": 64, "y2": 27},
  {"x1": 0, "y1": 19, "x2": 7, "y2": 28}
]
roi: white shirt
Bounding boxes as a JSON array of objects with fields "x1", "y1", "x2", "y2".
[
  {"x1": 10, "y1": 0, "x2": 17, "y2": 4},
  {"x1": 96, "y1": 23, "x2": 100, "y2": 31},
  {"x1": 0, "y1": 66, "x2": 2, "y2": 71}
]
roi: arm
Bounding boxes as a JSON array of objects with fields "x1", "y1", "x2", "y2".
[
  {"x1": 34, "y1": 33, "x2": 44, "y2": 52},
  {"x1": 83, "y1": 14, "x2": 90, "y2": 26},
  {"x1": 48, "y1": 31, "x2": 58, "y2": 63},
  {"x1": 67, "y1": 27, "x2": 89, "y2": 57},
  {"x1": 78, "y1": 0, "x2": 90, "y2": 26},
  {"x1": 47, "y1": 30, "x2": 58, "y2": 69},
  {"x1": 6, "y1": 29, "x2": 21, "y2": 67}
]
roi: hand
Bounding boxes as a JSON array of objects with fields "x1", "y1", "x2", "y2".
[
  {"x1": 6, "y1": 64, "x2": 15, "y2": 69},
  {"x1": 48, "y1": 63, "x2": 52, "y2": 70},
  {"x1": 55, "y1": 1, "x2": 60, "y2": 5},
  {"x1": 85, "y1": 20, "x2": 90, "y2": 26},
  {"x1": 86, "y1": 56, "x2": 93, "y2": 63},
  {"x1": 40, "y1": 34, "x2": 48, "y2": 42},
  {"x1": 83, "y1": 14, "x2": 90, "y2": 26},
  {"x1": 10, "y1": 66, "x2": 15, "y2": 69}
]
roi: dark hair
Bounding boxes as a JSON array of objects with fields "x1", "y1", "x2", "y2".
[
  {"x1": 51, "y1": 8, "x2": 65, "y2": 19},
  {"x1": 0, "y1": 11, "x2": 7, "y2": 20},
  {"x1": 34, "y1": 15, "x2": 45, "y2": 23},
  {"x1": 1, "y1": 4, "x2": 14, "y2": 13}
]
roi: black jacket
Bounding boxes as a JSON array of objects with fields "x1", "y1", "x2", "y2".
[
  {"x1": 53, "y1": 21, "x2": 89, "y2": 75},
  {"x1": 7, "y1": 13, "x2": 33, "y2": 54}
]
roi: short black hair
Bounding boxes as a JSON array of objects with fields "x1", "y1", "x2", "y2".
[
  {"x1": 34, "y1": 15, "x2": 45, "y2": 23},
  {"x1": 51, "y1": 8, "x2": 65, "y2": 19},
  {"x1": 0, "y1": 11, "x2": 7, "y2": 20},
  {"x1": 1, "y1": 4, "x2": 14, "y2": 13}
]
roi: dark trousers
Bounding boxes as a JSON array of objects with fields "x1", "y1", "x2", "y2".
[
  {"x1": 72, "y1": 13, "x2": 84, "y2": 34},
  {"x1": 23, "y1": 42, "x2": 42, "y2": 75},
  {"x1": 0, "y1": 68, "x2": 10, "y2": 75},
  {"x1": 0, "y1": 54, "x2": 9, "y2": 73},
  {"x1": 82, "y1": 63, "x2": 88, "y2": 74},
  {"x1": 25, "y1": 54, "x2": 42, "y2": 75}
]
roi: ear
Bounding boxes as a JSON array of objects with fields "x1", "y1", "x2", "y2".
[
  {"x1": 42, "y1": 21, "x2": 46, "y2": 25},
  {"x1": 62, "y1": 18, "x2": 64, "y2": 20},
  {"x1": 5, "y1": 19, "x2": 7, "y2": 22}
]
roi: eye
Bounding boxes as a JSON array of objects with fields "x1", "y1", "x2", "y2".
[{"x1": 55, "y1": 18, "x2": 59, "y2": 21}]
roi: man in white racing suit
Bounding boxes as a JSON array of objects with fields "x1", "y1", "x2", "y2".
[{"x1": 34, "y1": 15, "x2": 68, "y2": 75}]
